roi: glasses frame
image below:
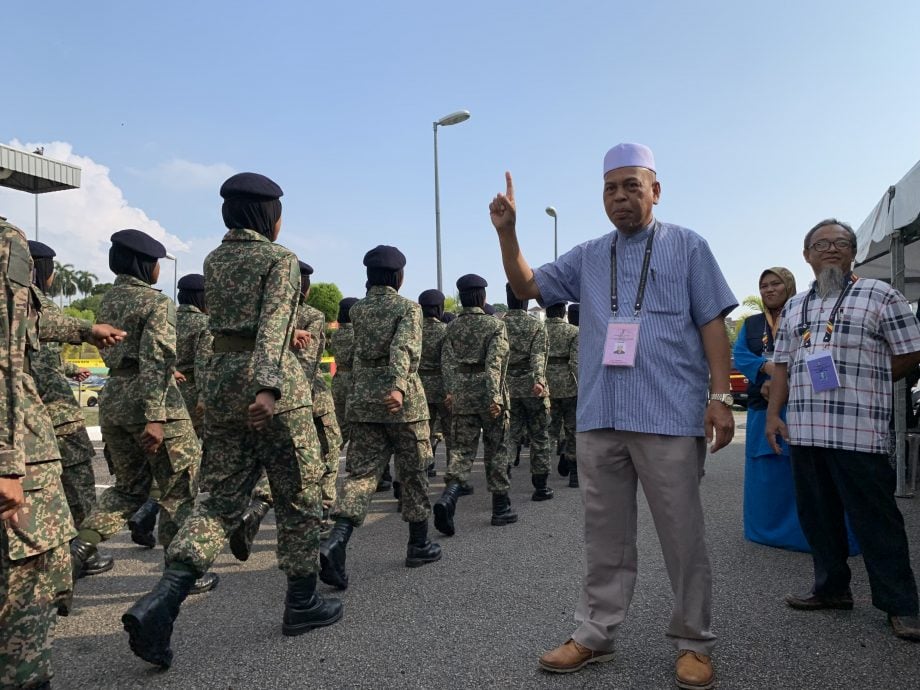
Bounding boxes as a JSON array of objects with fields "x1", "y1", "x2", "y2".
[{"x1": 808, "y1": 238, "x2": 855, "y2": 252}]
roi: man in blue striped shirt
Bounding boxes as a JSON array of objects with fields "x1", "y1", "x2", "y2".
[{"x1": 490, "y1": 143, "x2": 737, "y2": 690}]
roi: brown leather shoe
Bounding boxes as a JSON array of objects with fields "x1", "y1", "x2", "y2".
[
  {"x1": 785, "y1": 590, "x2": 853, "y2": 611},
  {"x1": 889, "y1": 615, "x2": 920, "y2": 642},
  {"x1": 676, "y1": 650, "x2": 714, "y2": 690},
  {"x1": 538, "y1": 639, "x2": 615, "y2": 674}
]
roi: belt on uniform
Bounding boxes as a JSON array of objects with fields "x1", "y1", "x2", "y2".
[
  {"x1": 212, "y1": 334, "x2": 256, "y2": 352},
  {"x1": 359, "y1": 356, "x2": 388, "y2": 367},
  {"x1": 456, "y1": 363, "x2": 485, "y2": 374},
  {"x1": 547, "y1": 356, "x2": 569, "y2": 364},
  {"x1": 507, "y1": 366, "x2": 530, "y2": 375},
  {"x1": 108, "y1": 365, "x2": 139, "y2": 377}
]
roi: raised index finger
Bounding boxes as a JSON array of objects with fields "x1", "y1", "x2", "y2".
[{"x1": 505, "y1": 171, "x2": 514, "y2": 203}]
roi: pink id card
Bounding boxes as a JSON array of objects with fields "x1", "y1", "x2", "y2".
[{"x1": 603, "y1": 319, "x2": 640, "y2": 367}]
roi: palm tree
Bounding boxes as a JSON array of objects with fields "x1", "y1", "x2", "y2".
[
  {"x1": 742, "y1": 295, "x2": 764, "y2": 313},
  {"x1": 73, "y1": 270, "x2": 98, "y2": 298},
  {"x1": 51, "y1": 262, "x2": 77, "y2": 306}
]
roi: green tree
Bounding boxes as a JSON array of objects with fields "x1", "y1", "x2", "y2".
[
  {"x1": 742, "y1": 295, "x2": 764, "y2": 313},
  {"x1": 50, "y1": 261, "x2": 77, "y2": 306},
  {"x1": 444, "y1": 294, "x2": 459, "y2": 314},
  {"x1": 73, "y1": 269, "x2": 98, "y2": 298},
  {"x1": 307, "y1": 282, "x2": 344, "y2": 324},
  {"x1": 70, "y1": 283, "x2": 113, "y2": 317}
]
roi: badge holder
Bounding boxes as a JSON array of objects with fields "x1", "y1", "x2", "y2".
[
  {"x1": 603, "y1": 318, "x2": 640, "y2": 367},
  {"x1": 804, "y1": 350, "x2": 840, "y2": 392}
]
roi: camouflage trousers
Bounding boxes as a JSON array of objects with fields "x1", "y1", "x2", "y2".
[
  {"x1": 331, "y1": 372, "x2": 352, "y2": 448},
  {"x1": 315, "y1": 410, "x2": 342, "y2": 506},
  {"x1": 427, "y1": 401, "x2": 451, "y2": 459},
  {"x1": 82, "y1": 420, "x2": 199, "y2": 548},
  {"x1": 1, "y1": 504, "x2": 71, "y2": 689},
  {"x1": 445, "y1": 411, "x2": 511, "y2": 494},
  {"x1": 509, "y1": 396, "x2": 552, "y2": 475},
  {"x1": 167, "y1": 407, "x2": 324, "y2": 578},
  {"x1": 548, "y1": 396, "x2": 577, "y2": 465},
  {"x1": 57, "y1": 427, "x2": 97, "y2": 527},
  {"x1": 335, "y1": 421, "x2": 433, "y2": 526}
]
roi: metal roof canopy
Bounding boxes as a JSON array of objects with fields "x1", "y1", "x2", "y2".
[{"x1": 0, "y1": 144, "x2": 81, "y2": 193}]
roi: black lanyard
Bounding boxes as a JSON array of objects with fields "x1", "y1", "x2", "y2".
[
  {"x1": 799, "y1": 275, "x2": 858, "y2": 348},
  {"x1": 610, "y1": 221, "x2": 657, "y2": 318}
]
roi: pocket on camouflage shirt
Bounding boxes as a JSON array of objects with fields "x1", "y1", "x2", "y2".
[{"x1": 6, "y1": 467, "x2": 75, "y2": 561}]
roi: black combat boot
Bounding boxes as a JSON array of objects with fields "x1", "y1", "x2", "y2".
[
  {"x1": 282, "y1": 573, "x2": 344, "y2": 636},
  {"x1": 121, "y1": 567, "x2": 197, "y2": 669},
  {"x1": 229, "y1": 498, "x2": 271, "y2": 562},
  {"x1": 568, "y1": 462, "x2": 579, "y2": 488},
  {"x1": 557, "y1": 444, "x2": 570, "y2": 477},
  {"x1": 189, "y1": 571, "x2": 220, "y2": 595},
  {"x1": 79, "y1": 548, "x2": 115, "y2": 578},
  {"x1": 376, "y1": 464, "x2": 393, "y2": 492},
  {"x1": 457, "y1": 483, "x2": 474, "y2": 496},
  {"x1": 393, "y1": 480, "x2": 403, "y2": 512},
  {"x1": 514, "y1": 444, "x2": 522, "y2": 467},
  {"x1": 128, "y1": 498, "x2": 159, "y2": 549},
  {"x1": 491, "y1": 492, "x2": 519, "y2": 526},
  {"x1": 426, "y1": 462, "x2": 437, "y2": 478},
  {"x1": 319, "y1": 518, "x2": 354, "y2": 590},
  {"x1": 70, "y1": 538, "x2": 98, "y2": 583},
  {"x1": 531, "y1": 473, "x2": 554, "y2": 501},
  {"x1": 433, "y1": 482, "x2": 463, "y2": 536},
  {"x1": 405, "y1": 521, "x2": 442, "y2": 567}
]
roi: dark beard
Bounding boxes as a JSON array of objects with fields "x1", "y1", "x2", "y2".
[{"x1": 815, "y1": 265, "x2": 845, "y2": 298}]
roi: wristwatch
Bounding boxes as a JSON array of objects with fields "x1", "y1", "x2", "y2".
[{"x1": 708, "y1": 393, "x2": 734, "y2": 408}]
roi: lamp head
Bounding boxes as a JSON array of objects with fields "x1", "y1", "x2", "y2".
[
  {"x1": 436, "y1": 110, "x2": 471, "y2": 127},
  {"x1": 545, "y1": 206, "x2": 557, "y2": 218}
]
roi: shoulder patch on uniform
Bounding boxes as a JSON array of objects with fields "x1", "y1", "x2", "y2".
[
  {"x1": 166, "y1": 299, "x2": 177, "y2": 327},
  {"x1": 288, "y1": 256, "x2": 300, "y2": 290},
  {"x1": 6, "y1": 234, "x2": 33, "y2": 287}
]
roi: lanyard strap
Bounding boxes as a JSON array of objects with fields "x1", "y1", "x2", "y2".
[
  {"x1": 761, "y1": 317, "x2": 774, "y2": 353},
  {"x1": 800, "y1": 274, "x2": 858, "y2": 348},
  {"x1": 610, "y1": 222, "x2": 657, "y2": 317}
]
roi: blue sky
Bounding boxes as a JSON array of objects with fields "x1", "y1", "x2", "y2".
[{"x1": 3, "y1": 1, "x2": 919, "y2": 312}]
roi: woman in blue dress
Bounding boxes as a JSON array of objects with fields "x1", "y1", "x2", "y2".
[{"x1": 734, "y1": 267, "x2": 858, "y2": 554}]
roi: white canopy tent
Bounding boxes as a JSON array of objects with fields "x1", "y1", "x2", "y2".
[{"x1": 855, "y1": 158, "x2": 920, "y2": 497}]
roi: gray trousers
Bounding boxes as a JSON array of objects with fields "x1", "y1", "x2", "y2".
[{"x1": 573, "y1": 429, "x2": 716, "y2": 654}]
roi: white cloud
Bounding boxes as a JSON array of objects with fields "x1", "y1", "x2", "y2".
[
  {"x1": 128, "y1": 158, "x2": 235, "y2": 189},
  {"x1": 0, "y1": 140, "x2": 191, "y2": 287}
]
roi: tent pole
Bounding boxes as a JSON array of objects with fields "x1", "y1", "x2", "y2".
[{"x1": 891, "y1": 213, "x2": 911, "y2": 496}]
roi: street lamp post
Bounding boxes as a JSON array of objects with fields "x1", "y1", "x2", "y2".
[
  {"x1": 545, "y1": 206, "x2": 558, "y2": 260},
  {"x1": 433, "y1": 110, "x2": 470, "y2": 292},
  {"x1": 165, "y1": 253, "x2": 178, "y2": 301}
]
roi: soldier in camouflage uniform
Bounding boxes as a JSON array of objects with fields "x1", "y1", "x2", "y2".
[
  {"x1": 319, "y1": 246, "x2": 441, "y2": 590},
  {"x1": 434, "y1": 274, "x2": 518, "y2": 537},
  {"x1": 174, "y1": 273, "x2": 212, "y2": 435},
  {"x1": 330, "y1": 297, "x2": 357, "y2": 450},
  {"x1": 544, "y1": 302, "x2": 579, "y2": 488},
  {"x1": 504, "y1": 283, "x2": 554, "y2": 501},
  {"x1": 28, "y1": 240, "x2": 115, "y2": 579},
  {"x1": 418, "y1": 289, "x2": 451, "y2": 477},
  {"x1": 2, "y1": 217, "x2": 125, "y2": 689},
  {"x1": 68, "y1": 230, "x2": 217, "y2": 592},
  {"x1": 123, "y1": 173, "x2": 341, "y2": 670}
]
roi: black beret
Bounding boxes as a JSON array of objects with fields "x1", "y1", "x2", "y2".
[
  {"x1": 219, "y1": 172, "x2": 283, "y2": 200},
  {"x1": 28, "y1": 240, "x2": 56, "y2": 259},
  {"x1": 110, "y1": 229, "x2": 167, "y2": 258},
  {"x1": 363, "y1": 245, "x2": 406, "y2": 270},
  {"x1": 339, "y1": 297, "x2": 359, "y2": 309},
  {"x1": 568, "y1": 303, "x2": 580, "y2": 315},
  {"x1": 456, "y1": 273, "x2": 487, "y2": 291},
  {"x1": 418, "y1": 289, "x2": 445, "y2": 306},
  {"x1": 483, "y1": 303, "x2": 496, "y2": 315},
  {"x1": 298, "y1": 261, "x2": 314, "y2": 276},
  {"x1": 177, "y1": 273, "x2": 205, "y2": 291}
]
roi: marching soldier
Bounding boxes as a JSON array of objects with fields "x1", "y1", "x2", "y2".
[
  {"x1": 418, "y1": 289, "x2": 451, "y2": 476},
  {"x1": 544, "y1": 302, "x2": 579, "y2": 487},
  {"x1": 330, "y1": 296, "x2": 358, "y2": 451}
]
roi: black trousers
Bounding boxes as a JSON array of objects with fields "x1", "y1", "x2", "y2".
[{"x1": 790, "y1": 445, "x2": 918, "y2": 615}]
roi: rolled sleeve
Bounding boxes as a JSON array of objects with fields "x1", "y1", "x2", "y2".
[{"x1": 533, "y1": 244, "x2": 584, "y2": 306}]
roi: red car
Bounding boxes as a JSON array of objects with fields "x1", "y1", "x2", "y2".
[{"x1": 730, "y1": 360, "x2": 749, "y2": 409}]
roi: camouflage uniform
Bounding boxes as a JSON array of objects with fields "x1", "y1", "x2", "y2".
[
  {"x1": 442, "y1": 307, "x2": 511, "y2": 493},
  {"x1": 32, "y1": 293, "x2": 98, "y2": 527},
  {"x1": 1, "y1": 218, "x2": 87, "y2": 689},
  {"x1": 165, "y1": 228, "x2": 323, "y2": 578},
  {"x1": 335, "y1": 286, "x2": 432, "y2": 526},
  {"x1": 298, "y1": 303, "x2": 341, "y2": 506},
  {"x1": 545, "y1": 315, "x2": 579, "y2": 468},
  {"x1": 81, "y1": 275, "x2": 199, "y2": 548},
  {"x1": 504, "y1": 309, "x2": 551, "y2": 475},
  {"x1": 420, "y1": 316, "x2": 451, "y2": 461},
  {"x1": 175, "y1": 303, "x2": 212, "y2": 436},
  {"x1": 330, "y1": 323, "x2": 354, "y2": 447}
]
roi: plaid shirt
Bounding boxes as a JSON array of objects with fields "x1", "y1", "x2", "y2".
[{"x1": 773, "y1": 278, "x2": 920, "y2": 454}]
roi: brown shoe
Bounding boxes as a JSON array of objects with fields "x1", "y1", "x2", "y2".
[
  {"x1": 785, "y1": 591, "x2": 853, "y2": 611},
  {"x1": 538, "y1": 638, "x2": 615, "y2": 674},
  {"x1": 889, "y1": 615, "x2": 920, "y2": 642},
  {"x1": 676, "y1": 650, "x2": 714, "y2": 690}
]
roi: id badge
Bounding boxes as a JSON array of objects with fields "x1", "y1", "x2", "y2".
[
  {"x1": 603, "y1": 318, "x2": 640, "y2": 367},
  {"x1": 804, "y1": 350, "x2": 840, "y2": 392}
]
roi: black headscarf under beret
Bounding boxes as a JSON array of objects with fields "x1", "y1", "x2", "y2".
[
  {"x1": 109, "y1": 229, "x2": 166, "y2": 285},
  {"x1": 220, "y1": 172, "x2": 284, "y2": 239},
  {"x1": 506, "y1": 282, "x2": 529, "y2": 311},
  {"x1": 28, "y1": 240, "x2": 56, "y2": 292},
  {"x1": 177, "y1": 273, "x2": 206, "y2": 311},
  {"x1": 337, "y1": 297, "x2": 359, "y2": 324}
]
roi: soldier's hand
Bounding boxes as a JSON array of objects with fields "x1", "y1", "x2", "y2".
[
  {"x1": 140, "y1": 422, "x2": 165, "y2": 454},
  {"x1": 90, "y1": 324, "x2": 127, "y2": 348},
  {"x1": 174, "y1": 370, "x2": 187, "y2": 383},
  {"x1": 71, "y1": 368, "x2": 92, "y2": 382},
  {"x1": 195, "y1": 401, "x2": 205, "y2": 418},
  {"x1": 0, "y1": 476, "x2": 24, "y2": 526},
  {"x1": 489, "y1": 172, "x2": 517, "y2": 235},
  {"x1": 384, "y1": 389, "x2": 404, "y2": 414},
  {"x1": 249, "y1": 391, "x2": 277, "y2": 430},
  {"x1": 532, "y1": 383, "x2": 545, "y2": 397},
  {"x1": 489, "y1": 402, "x2": 502, "y2": 418},
  {"x1": 291, "y1": 330, "x2": 311, "y2": 350},
  {"x1": 444, "y1": 394, "x2": 453, "y2": 411}
]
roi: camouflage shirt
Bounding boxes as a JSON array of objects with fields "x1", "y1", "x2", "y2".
[
  {"x1": 204, "y1": 228, "x2": 308, "y2": 421},
  {"x1": 442, "y1": 306, "x2": 509, "y2": 414},
  {"x1": 175, "y1": 304, "x2": 212, "y2": 410},
  {"x1": 96, "y1": 274, "x2": 190, "y2": 425},
  {"x1": 419, "y1": 316, "x2": 447, "y2": 404},
  {"x1": 32, "y1": 293, "x2": 86, "y2": 433},
  {"x1": 544, "y1": 317, "x2": 579, "y2": 398},
  {"x1": 298, "y1": 303, "x2": 335, "y2": 418},
  {"x1": 347, "y1": 285, "x2": 427, "y2": 423},
  {"x1": 503, "y1": 309, "x2": 549, "y2": 399},
  {"x1": 292, "y1": 301, "x2": 325, "y2": 408},
  {"x1": 330, "y1": 323, "x2": 354, "y2": 372}
]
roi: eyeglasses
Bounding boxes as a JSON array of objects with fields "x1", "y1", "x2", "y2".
[{"x1": 808, "y1": 239, "x2": 854, "y2": 252}]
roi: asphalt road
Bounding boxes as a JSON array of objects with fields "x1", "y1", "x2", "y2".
[{"x1": 53, "y1": 414, "x2": 920, "y2": 689}]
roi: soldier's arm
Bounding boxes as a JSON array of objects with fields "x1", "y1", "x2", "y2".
[
  {"x1": 252, "y1": 254, "x2": 300, "y2": 399},
  {"x1": 0, "y1": 236, "x2": 25, "y2": 478},
  {"x1": 531, "y1": 324, "x2": 548, "y2": 389},
  {"x1": 38, "y1": 292, "x2": 93, "y2": 344},
  {"x1": 486, "y1": 324, "x2": 510, "y2": 406},
  {"x1": 138, "y1": 298, "x2": 176, "y2": 422},
  {"x1": 569, "y1": 331, "x2": 579, "y2": 384},
  {"x1": 441, "y1": 332, "x2": 456, "y2": 395},
  {"x1": 387, "y1": 302, "x2": 421, "y2": 394},
  {"x1": 194, "y1": 322, "x2": 213, "y2": 408}
]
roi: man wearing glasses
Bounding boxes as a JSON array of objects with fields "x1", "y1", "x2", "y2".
[{"x1": 767, "y1": 219, "x2": 920, "y2": 641}]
